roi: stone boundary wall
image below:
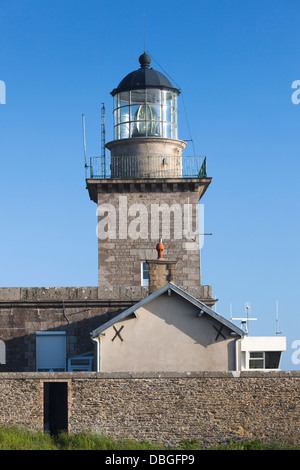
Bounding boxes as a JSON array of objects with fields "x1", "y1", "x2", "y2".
[{"x1": 0, "y1": 371, "x2": 299, "y2": 447}]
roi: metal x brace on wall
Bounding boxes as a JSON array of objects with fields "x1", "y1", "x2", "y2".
[
  {"x1": 213, "y1": 325, "x2": 226, "y2": 341},
  {"x1": 112, "y1": 325, "x2": 124, "y2": 342}
]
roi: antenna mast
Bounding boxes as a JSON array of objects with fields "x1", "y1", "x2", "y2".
[
  {"x1": 276, "y1": 300, "x2": 282, "y2": 334},
  {"x1": 144, "y1": 14, "x2": 146, "y2": 51},
  {"x1": 232, "y1": 302, "x2": 257, "y2": 335},
  {"x1": 101, "y1": 103, "x2": 106, "y2": 177}
]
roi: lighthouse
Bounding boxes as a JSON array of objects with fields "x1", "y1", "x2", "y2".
[{"x1": 86, "y1": 52, "x2": 215, "y2": 307}]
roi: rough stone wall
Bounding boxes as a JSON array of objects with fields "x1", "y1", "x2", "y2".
[
  {"x1": 0, "y1": 371, "x2": 299, "y2": 448},
  {"x1": 148, "y1": 260, "x2": 177, "y2": 293},
  {"x1": 0, "y1": 287, "x2": 134, "y2": 372},
  {"x1": 97, "y1": 188, "x2": 207, "y2": 301},
  {"x1": 0, "y1": 376, "x2": 43, "y2": 431}
]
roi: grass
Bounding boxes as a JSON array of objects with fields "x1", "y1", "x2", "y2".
[
  {"x1": 0, "y1": 425, "x2": 298, "y2": 450},
  {"x1": 0, "y1": 425, "x2": 56, "y2": 450}
]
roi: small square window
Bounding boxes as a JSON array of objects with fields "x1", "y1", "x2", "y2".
[{"x1": 249, "y1": 351, "x2": 264, "y2": 369}]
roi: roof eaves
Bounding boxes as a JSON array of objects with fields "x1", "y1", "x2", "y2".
[
  {"x1": 91, "y1": 284, "x2": 171, "y2": 338},
  {"x1": 167, "y1": 284, "x2": 245, "y2": 336},
  {"x1": 91, "y1": 283, "x2": 245, "y2": 338}
]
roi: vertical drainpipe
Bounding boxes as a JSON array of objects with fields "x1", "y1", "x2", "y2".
[
  {"x1": 235, "y1": 338, "x2": 241, "y2": 371},
  {"x1": 92, "y1": 335, "x2": 100, "y2": 372}
]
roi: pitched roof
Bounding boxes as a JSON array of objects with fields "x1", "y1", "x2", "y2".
[{"x1": 91, "y1": 282, "x2": 245, "y2": 338}]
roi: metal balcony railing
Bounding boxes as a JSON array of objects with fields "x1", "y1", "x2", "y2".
[{"x1": 88, "y1": 155, "x2": 207, "y2": 179}]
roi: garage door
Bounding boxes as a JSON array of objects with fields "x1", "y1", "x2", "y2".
[{"x1": 36, "y1": 332, "x2": 66, "y2": 372}]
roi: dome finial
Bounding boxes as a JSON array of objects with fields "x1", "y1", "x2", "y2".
[{"x1": 139, "y1": 52, "x2": 151, "y2": 69}]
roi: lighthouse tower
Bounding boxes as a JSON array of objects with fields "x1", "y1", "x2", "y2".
[{"x1": 86, "y1": 52, "x2": 215, "y2": 307}]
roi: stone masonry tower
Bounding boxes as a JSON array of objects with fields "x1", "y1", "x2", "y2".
[{"x1": 86, "y1": 52, "x2": 215, "y2": 307}]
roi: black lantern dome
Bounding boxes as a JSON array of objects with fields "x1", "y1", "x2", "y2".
[{"x1": 110, "y1": 52, "x2": 180, "y2": 96}]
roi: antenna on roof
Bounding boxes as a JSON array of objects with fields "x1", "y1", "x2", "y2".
[
  {"x1": 143, "y1": 14, "x2": 146, "y2": 52},
  {"x1": 276, "y1": 300, "x2": 282, "y2": 335},
  {"x1": 101, "y1": 103, "x2": 106, "y2": 178},
  {"x1": 232, "y1": 302, "x2": 257, "y2": 335}
]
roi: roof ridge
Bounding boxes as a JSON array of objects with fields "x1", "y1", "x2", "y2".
[{"x1": 91, "y1": 282, "x2": 245, "y2": 338}]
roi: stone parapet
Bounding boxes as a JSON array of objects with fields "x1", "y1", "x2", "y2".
[
  {"x1": 86, "y1": 176, "x2": 211, "y2": 203},
  {"x1": 1, "y1": 370, "x2": 298, "y2": 379},
  {"x1": 0, "y1": 285, "x2": 215, "y2": 305},
  {"x1": 0, "y1": 287, "x2": 99, "y2": 302}
]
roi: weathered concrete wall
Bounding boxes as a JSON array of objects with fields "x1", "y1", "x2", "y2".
[
  {"x1": 0, "y1": 371, "x2": 299, "y2": 448},
  {"x1": 99, "y1": 292, "x2": 237, "y2": 373}
]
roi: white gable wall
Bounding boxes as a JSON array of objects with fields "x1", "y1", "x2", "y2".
[{"x1": 98, "y1": 292, "x2": 237, "y2": 372}]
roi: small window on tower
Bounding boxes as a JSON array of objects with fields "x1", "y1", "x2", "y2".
[{"x1": 141, "y1": 261, "x2": 149, "y2": 287}]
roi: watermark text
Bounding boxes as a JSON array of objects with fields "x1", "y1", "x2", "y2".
[
  {"x1": 96, "y1": 196, "x2": 205, "y2": 251},
  {"x1": 291, "y1": 340, "x2": 300, "y2": 365},
  {"x1": 0, "y1": 80, "x2": 6, "y2": 104},
  {"x1": 291, "y1": 80, "x2": 300, "y2": 105}
]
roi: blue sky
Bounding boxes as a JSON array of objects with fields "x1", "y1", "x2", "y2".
[{"x1": 0, "y1": 0, "x2": 299, "y2": 370}]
